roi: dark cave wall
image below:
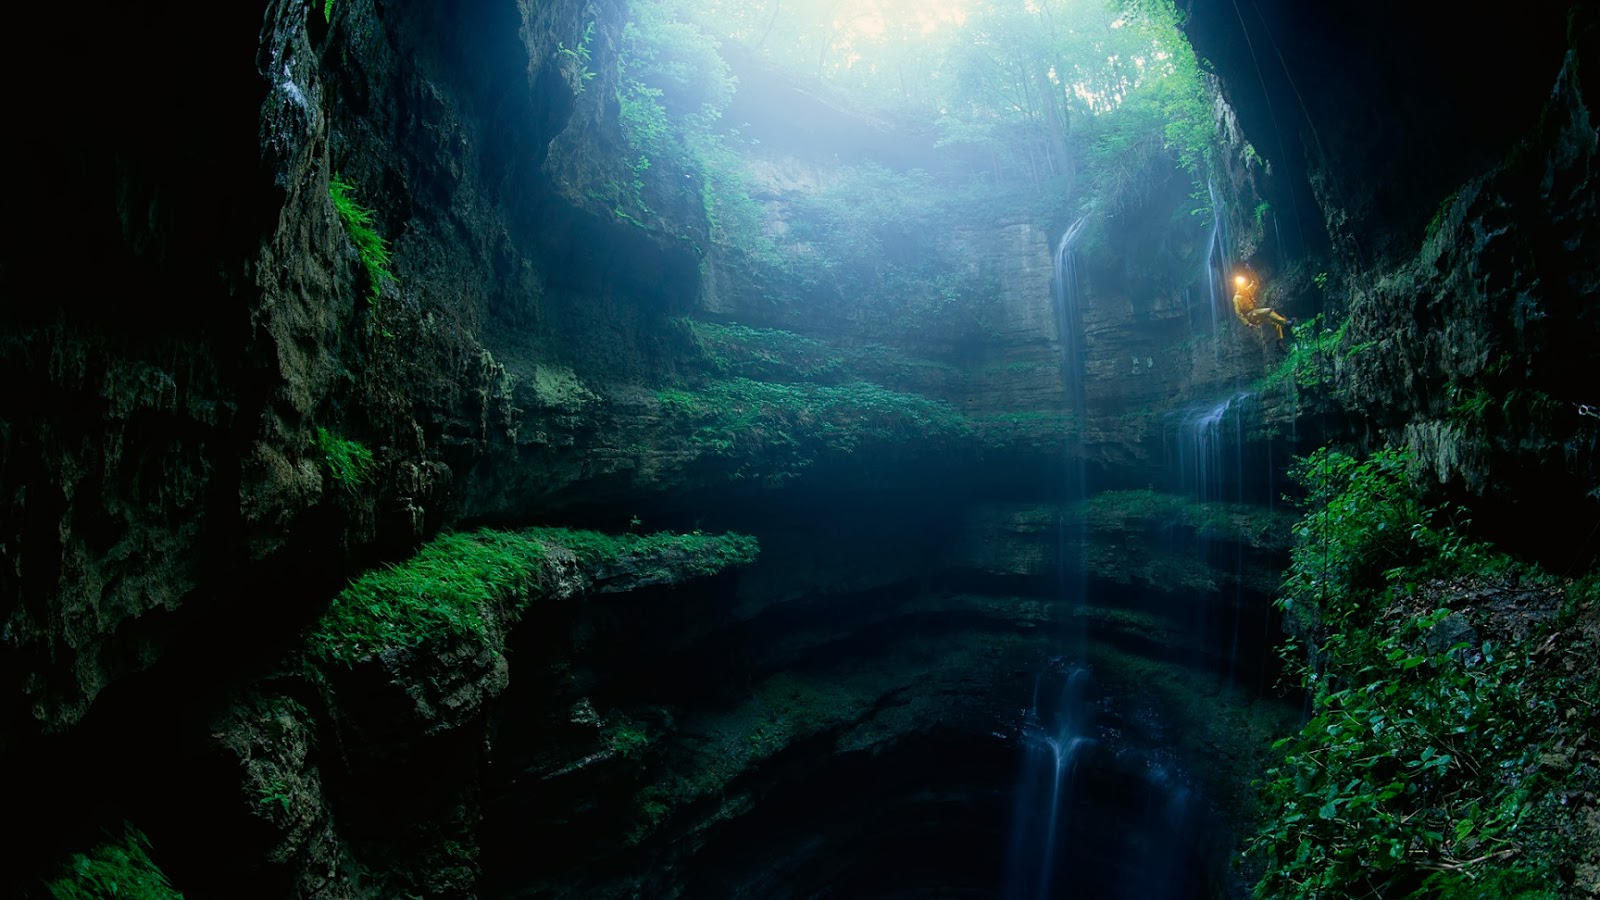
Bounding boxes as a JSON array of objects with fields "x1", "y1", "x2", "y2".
[
  {"x1": 1180, "y1": 0, "x2": 1600, "y2": 558},
  {"x1": 1184, "y1": 0, "x2": 1575, "y2": 268},
  {"x1": 0, "y1": 0, "x2": 286, "y2": 734},
  {"x1": 0, "y1": 0, "x2": 690, "y2": 739},
  {"x1": 1344, "y1": 21, "x2": 1600, "y2": 561}
]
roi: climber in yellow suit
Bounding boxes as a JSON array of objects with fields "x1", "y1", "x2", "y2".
[{"x1": 1232, "y1": 274, "x2": 1290, "y2": 340}]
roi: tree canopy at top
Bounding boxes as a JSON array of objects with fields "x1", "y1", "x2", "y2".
[{"x1": 633, "y1": 0, "x2": 1217, "y2": 186}]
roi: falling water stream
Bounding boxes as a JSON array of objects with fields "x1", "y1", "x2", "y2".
[
  {"x1": 1173, "y1": 388, "x2": 1258, "y2": 692},
  {"x1": 1003, "y1": 664, "x2": 1094, "y2": 900},
  {"x1": 1203, "y1": 178, "x2": 1230, "y2": 340},
  {"x1": 1002, "y1": 216, "x2": 1270, "y2": 897},
  {"x1": 1176, "y1": 391, "x2": 1252, "y2": 504},
  {"x1": 1052, "y1": 218, "x2": 1090, "y2": 417},
  {"x1": 1002, "y1": 220, "x2": 1097, "y2": 898},
  {"x1": 1004, "y1": 212, "x2": 1267, "y2": 890}
]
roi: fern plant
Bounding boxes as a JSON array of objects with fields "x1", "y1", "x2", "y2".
[
  {"x1": 315, "y1": 426, "x2": 374, "y2": 487},
  {"x1": 46, "y1": 824, "x2": 183, "y2": 900},
  {"x1": 329, "y1": 174, "x2": 395, "y2": 306}
]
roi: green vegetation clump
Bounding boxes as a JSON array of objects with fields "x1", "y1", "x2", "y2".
[
  {"x1": 255, "y1": 779, "x2": 293, "y2": 815},
  {"x1": 1447, "y1": 371, "x2": 1561, "y2": 435},
  {"x1": 1424, "y1": 190, "x2": 1460, "y2": 244},
  {"x1": 328, "y1": 174, "x2": 395, "y2": 305},
  {"x1": 308, "y1": 530, "x2": 546, "y2": 666},
  {"x1": 1074, "y1": 488, "x2": 1296, "y2": 594},
  {"x1": 306, "y1": 528, "x2": 757, "y2": 666},
  {"x1": 315, "y1": 426, "x2": 374, "y2": 486},
  {"x1": 556, "y1": 21, "x2": 597, "y2": 93},
  {"x1": 603, "y1": 0, "x2": 735, "y2": 226},
  {"x1": 1259, "y1": 315, "x2": 1372, "y2": 399},
  {"x1": 1247, "y1": 447, "x2": 1600, "y2": 899},
  {"x1": 657, "y1": 378, "x2": 971, "y2": 482},
  {"x1": 969, "y1": 412, "x2": 1077, "y2": 457},
  {"x1": 46, "y1": 825, "x2": 183, "y2": 900},
  {"x1": 528, "y1": 364, "x2": 595, "y2": 411},
  {"x1": 605, "y1": 721, "x2": 650, "y2": 758},
  {"x1": 525, "y1": 526, "x2": 759, "y2": 580}
]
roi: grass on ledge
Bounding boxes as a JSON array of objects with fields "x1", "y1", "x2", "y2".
[{"x1": 306, "y1": 528, "x2": 757, "y2": 667}]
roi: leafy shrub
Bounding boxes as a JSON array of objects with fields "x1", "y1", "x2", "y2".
[
  {"x1": 1251, "y1": 606, "x2": 1565, "y2": 900},
  {"x1": 1249, "y1": 447, "x2": 1596, "y2": 899},
  {"x1": 1277, "y1": 448, "x2": 1429, "y2": 625},
  {"x1": 1259, "y1": 315, "x2": 1372, "y2": 400},
  {"x1": 620, "y1": 1, "x2": 734, "y2": 128}
]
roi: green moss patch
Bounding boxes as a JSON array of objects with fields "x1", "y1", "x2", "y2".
[
  {"x1": 307, "y1": 528, "x2": 757, "y2": 666},
  {"x1": 682, "y1": 321, "x2": 848, "y2": 382},
  {"x1": 528, "y1": 527, "x2": 759, "y2": 582},
  {"x1": 679, "y1": 320, "x2": 958, "y2": 388},
  {"x1": 970, "y1": 412, "x2": 1077, "y2": 455}
]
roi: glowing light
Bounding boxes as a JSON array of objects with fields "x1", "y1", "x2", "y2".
[
  {"x1": 817, "y1": 0, "x2": 969, "y2": 50},
  {"x1": 1234, "y1": 275, "x2": 1248, "y2": 286}
]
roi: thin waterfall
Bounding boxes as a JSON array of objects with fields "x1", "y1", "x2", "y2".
[
  {"x1": 1053, "y1": 218, "x2": 1090, "y2": 417},
  {"x1": 1175, "y1": 391, "x2": 1251, "y2": 503},
  {"x1": 1053, "y1": 217, "x2": 1092, "y2": 643},
  {"x1": 1052, "y1": 216, "x2": 1093, "y2": 652},
  {"x1": 1203, "y1": 177, "x2": 1230, "y2": 341},
  {"x1": 1171, "y1": 391, "x2": 1254, "y2": 689},
  {"x1": 1003, "y1": 220, "x2": 1094, "y2": 899},
  {"x1": 1003, "y1": 664, "x2": 1095, "y2": 900}
]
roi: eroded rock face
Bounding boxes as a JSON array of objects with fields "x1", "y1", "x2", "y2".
[
  {"x1": 0, "y1": 0, "x2": 278, "y2": 734},
  {"x1": 1176, "y1": 2, "x2": 1600, "y2": 544},
  {"x1": 1184, "y1": 0, "x2": 1573, "y2": 266},
  {"x1": 1332, "y1": 17, "x2": 1600, "y2": 560}
]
